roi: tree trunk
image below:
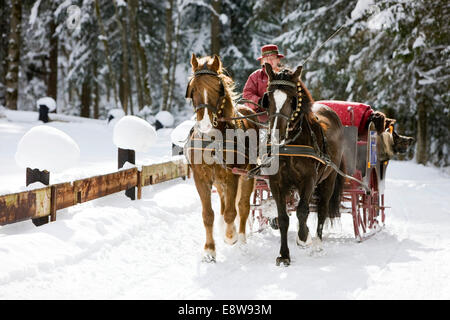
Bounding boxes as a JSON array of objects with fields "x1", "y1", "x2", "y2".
[
  {"x1": 95, "y1": 0, "x2": 118, "y2": 109},
  {"x1": 138, "y1": 39, "x2": 152, "y2": 108},
  {"x1": 0, "y1": 2, "x2": 10, "y2": 107},
  {"x1": 113, "y1": 0, "x2": 132, "y2": 115},
  {"x1": 161, "y1": 0, "x2": 174, "y2": 111},
  {"x1": 211, "y1": 0, "x2": 221, "y2": 56},
  {"x1": 128, "y1": 0, "x2": 144, "y2": 111},
  {"x1": 80, "y1": 77, "x2": 91, "y2": 118},
  {"x1": 416, "y1": 99, "x2": 428, "y2": 165},
  {"x1": 93, "y1": 57, "x2": 99, "y2": 119},
  {"x1": 48, "y1": 18, "x2": 58, "y2": 103},
  {"x1": 282, "y1": 0, "x2": 289, "y2": 34},
  {"x1": 5, "y1": 0, "x2": 21, "y2": 110},
  {"x1": 168, "y1": 7, "x2": 181, "y2": 110}
]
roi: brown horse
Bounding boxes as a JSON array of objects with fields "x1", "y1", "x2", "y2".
[
  {"x1": 373, "y1": 117, "x2": 415, "y2": 162},
  {"x1": 185, "y1": 54, "x2": 258, "y2": 262},
  {"x1": 261, "y1": 63, "x2": 346, "y2": 266}
]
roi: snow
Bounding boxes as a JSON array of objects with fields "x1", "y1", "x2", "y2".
[
  {"x1": 113, "y1": 115, "x2": 156, "y2": 152},
  {"x1": 4, "y1": 110, "x2": 39, "y2": 123},
  {"x1": 107, "y1": 108, "x2": 125, "y2": 120},
  {"x1": 0, "y1": 116, "x2": 450, "y2": 299},
  {"x1": 170, "y1": 120, "x2": 195, "y2": 147},
  {"x1": 155, "y1": 110, "x2": 175, "y2": 127},
  {"x1": 367, "y1": 6, "x2": 395, "y2": 30},
  {"x1": 36, "y1": 97, "x2": 56, "y2": 112},
  {"x1": 116, "y1": 0, "x2": 127, "y2": 7},
  {"x1": 29, "y1": 0, "x2": 42, "y2": 26},
  {"x1": 15, "y1": 125, "x2": 80, "y2": 172},
  {"x1": 413, "y1": 35, "x2": 426, "y2": 49},
  {"x1": 351, "y1": 0, "x2": 375, "y2": 20}
]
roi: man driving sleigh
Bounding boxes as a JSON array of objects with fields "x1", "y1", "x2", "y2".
[{"x1": 242, "y1": 44, "x2": 285, "y2": 123}]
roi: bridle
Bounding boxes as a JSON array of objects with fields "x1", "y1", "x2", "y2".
[
  {"x1": 264, "y1": 78, "x2": 305, "y2": 146},
  {"x1": 185, "y1": 63, "x2": 227, "y2": 128}
]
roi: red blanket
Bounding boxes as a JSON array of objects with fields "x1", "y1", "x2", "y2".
[{"x1": 315, "y1": 100, "x2": 373, "y2": 136}]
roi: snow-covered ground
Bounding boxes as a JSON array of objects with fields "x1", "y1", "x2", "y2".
[{"x1": 0, "y1": 114, "x2": 449, "y2": 299}]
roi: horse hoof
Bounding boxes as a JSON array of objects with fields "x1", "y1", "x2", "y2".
[
  {"x1": 224, "y1": 234, "x2": 238, "y2": 245},
  {"x1": 238, "y1": 233, "x2": 246, "y2": 245},
  {"x1": 276, "y1": 256, "x2": 290, "y2": 266},
  {"x1": 296, "y1": 232, "x2": 312, "y2": 248},
  {"x1": 269, "y1": 217, "x2": 279, "y2": 230},
  {"x1": 312, "y1": 238, "x2": 323, "y2": 251},
  {"x1": 202, "y1": 250, "x2": 216, "y2": 263}
]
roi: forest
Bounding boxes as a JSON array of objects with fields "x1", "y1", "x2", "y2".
[{"x1": 0, "y1": 0, "x2": 448, "y2": 166}]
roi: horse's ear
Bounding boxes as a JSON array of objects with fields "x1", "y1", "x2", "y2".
[
  {"x1": 369, "y1": 111, "x2": 386, "y2": 134},
  {"x1": 191, "y1": 53, "x2": 199, "y2": 71},
  {"x1": 293, "y1": 65, "x2": 303, "y2": 80},
  {"x1": 264, "y1": 63, "x2": 274, "y2": 80},
  {"x1": 385, "y1": 117, "x2": 396, "y2": 129},
  {"x1": 211, "y1": 54, "x2": 222, "y2": 72}
]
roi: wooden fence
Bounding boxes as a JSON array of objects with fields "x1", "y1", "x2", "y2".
[{"x1": 0, "y1": 159, "x2": 190, "y2": 227}]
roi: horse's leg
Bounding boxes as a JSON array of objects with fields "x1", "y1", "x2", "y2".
[
  {"x1": 223, "y1": 173, "x2": 239, "y2": 245},
  {"x1": 296, "y1": 178, "x2": 315, "y2": 247},
  {"x1": 270, "y1": 180, "x2": 290, "y2": 266},
  {"x1": 316, "y1": 171, "x2": 338, "y2": 242},
  {"x1": 236, "y1": 175, "x2": 255, "y2": 244},
  {"x1": 215, "y1": 183, "x2": 226, "y2": 216},
  {"x1": 193, "y1": 171, "x2": 215, "y2": 262}
]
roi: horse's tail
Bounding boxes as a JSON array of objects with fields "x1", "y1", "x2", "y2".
[{"x1": 329, "y1": 157, "x2": 345, "y2": 220}]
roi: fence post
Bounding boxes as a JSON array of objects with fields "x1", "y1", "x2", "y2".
[
  {"x1": 26, "y1": 167, "x2": 50, "y2": 226},
  {"x1": 118, "y1": 148, "x2": 136, "y2": 200}
]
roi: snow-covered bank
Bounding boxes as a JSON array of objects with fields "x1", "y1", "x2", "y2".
[
  {"x1": 0, "y1": 118, "x2": 449, "y2": 299},
  {"x1": 0, "y1": 117, "x2": 173, "y2": 195}
]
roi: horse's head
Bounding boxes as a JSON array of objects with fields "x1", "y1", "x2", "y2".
[
  {"x1": 377, "y1": 117, "x2": 415, "y2": 161},
  {"x1": 186, "y1": 53, "x2": 234, "y2": 135},
  {"x1": 263, "y1": 63, "x2": 309, "y2": 145}
]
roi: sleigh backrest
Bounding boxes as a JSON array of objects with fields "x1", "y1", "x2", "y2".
[{"x1": 315, "y1": 100, "x2": 373, "y2": 137}]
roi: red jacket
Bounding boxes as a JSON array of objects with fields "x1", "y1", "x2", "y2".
[{"x1": 243, "y1": 67, "x2": 269, "y2": 123}]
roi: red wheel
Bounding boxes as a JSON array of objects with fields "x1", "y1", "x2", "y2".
[{"x1": 368, "y1": 168, "x2": 381, "y2": 230}]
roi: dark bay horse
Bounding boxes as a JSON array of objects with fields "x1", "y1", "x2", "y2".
[
  {"x1": 185, "y1": 54, "x2": 259, "y2": 262},
  {"x1": 262, "y1": 63, "x2": 346, "y2": 266}
]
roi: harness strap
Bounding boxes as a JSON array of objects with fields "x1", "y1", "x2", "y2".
[
  {"x1": 268, "y1": 144, "x2": 326, "y2": 164},
  {"x1": 269, "y1": 80, "x2": 297, "y2": 88},
  {"x1": 218, "y1": 111, "x2": 267, "y2": 121},
  {"x1": 185, "y1": 137, "x2": 250, "y2": 160}
]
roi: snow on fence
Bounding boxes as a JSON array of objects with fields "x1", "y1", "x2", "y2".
[{"x1": 0, "y1": 159, "x2": 190, "y2": 227}]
